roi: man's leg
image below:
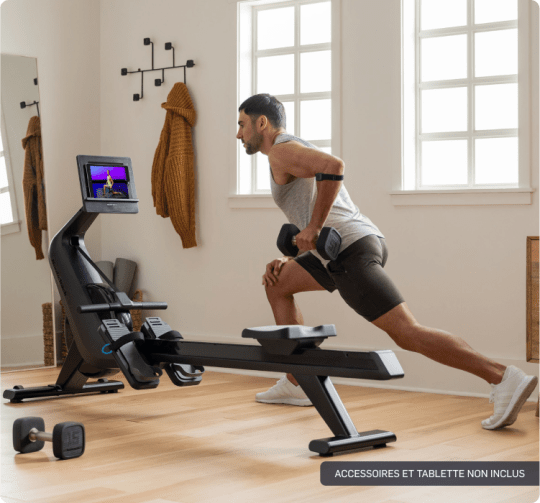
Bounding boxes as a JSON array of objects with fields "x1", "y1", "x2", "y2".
[
  {"x1": 372, "y1": 302, "x2": 538, "y2": 429},
  {"x1": 371, "y1": 302, "x2": 506, "y2": 384},
  {"x1": 265, "y1": 259, "x2": 325, "y2": 322},
  {"x1": 326, "y1": 235, "x2": 538, "y2": 429},
  {"x1": 265, "y1": 259, "x2": 326, "y2": 386}
]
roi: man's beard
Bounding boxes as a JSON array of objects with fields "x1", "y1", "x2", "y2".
[{"x1": 244, "y1": 132, "x2": 263, "y2": 155}]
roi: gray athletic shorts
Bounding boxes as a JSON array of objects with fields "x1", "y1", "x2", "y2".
[{"x1": 294, "y1": 234, "x2": 405, "y2": 322}]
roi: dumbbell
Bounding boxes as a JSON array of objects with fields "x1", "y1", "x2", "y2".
[
  {"x1": 277, "y1": 223, "x2": 342, "y2": 261},
  {"x1": 13, "y1": 417, "x2": 85, "y2": 460}
]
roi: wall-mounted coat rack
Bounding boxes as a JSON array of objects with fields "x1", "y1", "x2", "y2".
[
  {"x1": 121, "y1": 38, "x2": 195, "y2": 102},
  {"x1": 20, "y1": 77, "x2": 40, "y2": 117}
]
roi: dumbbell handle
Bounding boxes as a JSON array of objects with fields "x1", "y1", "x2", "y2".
[
  {"x1": 29, "y1": 428, "x2": 52, "y2": 443},
  {"x1": 277, "y1": 223, "x2": 342, "y2": 261},
  {"x1": 290, "y1": 231, "x2": 336, "y2": 253}
]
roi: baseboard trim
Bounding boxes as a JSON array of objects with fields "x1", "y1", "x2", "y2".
[
  {"x1": 1, "y1": 333, "x2": 42, "y2": 340},
  {"x1": 1, "y1": 361, "x2": 46, "y2": 369}
]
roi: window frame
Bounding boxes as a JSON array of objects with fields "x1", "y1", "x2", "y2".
[
  {"x1": 395, "y1": 0, "x2": 538, "y2": 206},
  {"x1": 1, "y1": 110, "x2": 21, "y2": 235},
  {"x1": 232, "y1": 0, "x2": 341, "y2": 206}
]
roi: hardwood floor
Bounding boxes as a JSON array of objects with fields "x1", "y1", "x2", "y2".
[{"x1": 1, "y1": 367, "x2": 538, "y2": 503}]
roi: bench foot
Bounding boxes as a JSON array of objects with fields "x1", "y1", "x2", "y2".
[{"x1": 309, "y1": 430, "x2": 396, "y2": 456}]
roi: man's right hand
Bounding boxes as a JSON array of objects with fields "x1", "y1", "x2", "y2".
[{"x1": 262, "y1": 257, "x2": 291, "y2": 287}]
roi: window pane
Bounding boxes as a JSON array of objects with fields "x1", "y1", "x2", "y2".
[
  {"x1": 256, "y1": 152, "x2": 270, "y2": 191},
  {"x1": 238, "y1": 146, "x2": 251, "y2": 195},
  {"x1": 0, "y1": 191, "x2": 13, "y2": 224},
  {"x1": 475, "y1": 0, "x2": 517, "y2": 24},
  {"x1": 257, "y1": 54, "x2": 295, "y2": 95},
  {"x1": 421, "y1": 35, "x2": 467, "y2": 82},
  {"x1": 320, "y1": 147, "x2": 332, "y2": 155},
  {"x1": 257, "y1": 7, "x2": 295, "y2": 50},
  {"x1": 300, "y1": 51, "x2": 331, "y2": 93},
  {"x1": 422, "y1": 87, "x2": 467, "y2": 133},
  {"x1": 421, "y1": 0, "x2": 467, "y2": 30},
  {"x1": 300, "y1": 2, "x2": 331, "y2": 45},
  {"x1": 475, "y1": 137, "x2": 518, "y2": 184},
  {"x1": 300, "y1": 99, "x2": 331, "y2": 141},
  {"x1": 282, "y1": 101, "x2": 295, "y2": 134},
  {"x1": 475, "y1": 29, "x2": 518, "y2": 77},
  {"x1": 475, "y1": 83, "x2": 518, "y2": 130},
  {"x1": 421, "y1": 140, "x2": 468, "y2": 186},
  {"x1": 0, "y1": 156, "x2": 8, "y2": 189}
]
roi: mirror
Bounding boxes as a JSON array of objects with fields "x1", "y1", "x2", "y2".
[{"x1": 1, "y1": 54, "x2": 55, "y2": 371}]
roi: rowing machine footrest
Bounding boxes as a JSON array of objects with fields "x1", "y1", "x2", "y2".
[
  {"x1": 165, "y1": 363, "x2": 205, "y2": 387},
  {"x1": 140, "y1": 318, "x2": 201, "y2": 386},
  {"x1": 99, "y1": 319, "x2": 161, "y2": 390},
  {"x1": 141, "y1": 317, "x2": 183, "y2": 340},
  {"x1": 241, "y1": 324, "x2": 336, "y2": 356}
]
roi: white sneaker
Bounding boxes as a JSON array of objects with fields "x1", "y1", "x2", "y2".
[
  {"x1": 482, "y1": 365, "x2": 538, "y2": 430},
  {"x1": 255, "y1": 376, "x2": 313, "y2": 406}
]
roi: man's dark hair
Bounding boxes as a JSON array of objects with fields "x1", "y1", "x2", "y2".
[{"x1": 239, "y1": 94, "x2": 286, "y2": 129}]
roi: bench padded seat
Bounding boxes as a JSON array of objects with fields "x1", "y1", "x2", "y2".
[{"x1": 242, "y1": 324, "x2": 336, "y2": 341}]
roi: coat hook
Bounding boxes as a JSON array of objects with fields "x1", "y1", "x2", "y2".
[
  {"x1": 144, "y1": 37, "x2": 154, "y2": 69},
  {"x1": 165, "y1": 42, "x2": 175, "y2": 67},
  {"x1": 20, "y1": 100, "x2": 40, "y2": 118},
  {"x1": 120, "y1": 38, "x2": 195, "y2": 102},
  {"x1": 155, "y1": 69, "x2": 165, "y2": 87}
]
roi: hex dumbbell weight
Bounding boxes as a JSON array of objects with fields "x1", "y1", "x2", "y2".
[
  {"x1": 277, "y1": 223, "x2": 342, "y2": 261},
  {"x1": 13, "y1": 417, "x2": 85, "y2": 460}
]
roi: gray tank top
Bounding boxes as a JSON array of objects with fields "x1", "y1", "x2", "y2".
[{"x1": 270, "y1": 133, "x2": 383, "y2": 265}]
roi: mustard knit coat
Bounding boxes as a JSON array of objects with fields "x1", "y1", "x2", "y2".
[
  {"x1": 151, "y1": 83, "x2": 197, "y2": 248},
  {"x1": 22, "y1": 115, "x2": 47, "y2": 260}
]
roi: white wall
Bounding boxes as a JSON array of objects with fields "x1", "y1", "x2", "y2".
[
  {"x1": 100, "y1": 0, "x2": 268, "y2": 336},
  {"x1": 1, "y1": 54, "x2": 51, "y2": 367},
  {"x1": 1, "y1": 0, "x2": 102, "y2": 360}
]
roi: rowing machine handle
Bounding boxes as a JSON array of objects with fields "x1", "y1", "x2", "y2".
[{"x1": 77, "y1": 302, "x2": 168, "y2": 313}]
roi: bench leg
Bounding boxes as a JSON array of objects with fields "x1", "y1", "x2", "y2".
[{"x1": 293, "y1": 374, "x2": 397, "y2": 456}]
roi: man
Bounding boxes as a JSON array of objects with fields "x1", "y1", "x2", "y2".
[
  {"x1": 236, "y1": 93, "x2": 538, "y2": 430},
  {"x1": 103, "y1": 170, "x2": 114, "y2": 195}
]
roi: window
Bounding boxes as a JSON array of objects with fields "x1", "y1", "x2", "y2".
[
  {"x1": 0, "y1": 111, "x2": 20, "y2": 235},
  {"x1": 399, "y1": 0, "x2": 537, "y2": 204},
  {"x1": 236, "y1": 0, "x2": 339, "y2": 197}
]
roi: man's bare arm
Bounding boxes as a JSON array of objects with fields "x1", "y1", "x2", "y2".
[
  {"x1": 269, "y1": 141, "x2": 344, "y2": 180},
  {"x1": 269, "y1": 142, "x2": 345, "y2": 251}
]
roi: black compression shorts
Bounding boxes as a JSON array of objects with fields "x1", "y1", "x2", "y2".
[{"x1": 294, "y1": 234, "x2": 405, "y2": 322}]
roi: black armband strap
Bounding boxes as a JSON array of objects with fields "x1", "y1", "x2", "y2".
[{"x1": 315, "y1": 173, "x2": 344, "y2": 181}]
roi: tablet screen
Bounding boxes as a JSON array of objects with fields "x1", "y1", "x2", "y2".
[{"x1": 88, "y1": 164, "x2": 130, "y2": 199}]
